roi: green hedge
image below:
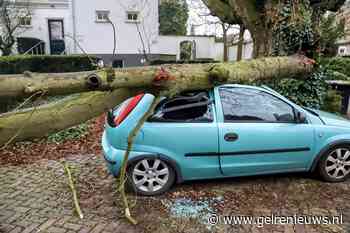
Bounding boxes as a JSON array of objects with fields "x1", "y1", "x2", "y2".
[
  {"x1": 0, "y1": 55, "x2": 98, "y2": 74},
  {"x1": 320, "y1": 57, "x2": 350, "y2": 78}
]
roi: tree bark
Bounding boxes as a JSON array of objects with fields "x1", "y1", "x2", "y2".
[
  {"x1": 0, "y1": 56, "x2": 312, "y2": 99},
  {"x1": 237, "y1": 24, "x2": 245, "y2": 61},
  {"x1": 202, "y1": 0, "x2": 346, "y2": 57},
  {"x1": 0, "y1": 56, "x2": 314, "y2": 146},
  {"x1": 0, "y1": 70, "x2": 106, "y2": 99},
  {"x1": 0, "y1": 88, "x2": 133, "y2": 146},
  {"x1": 222, "y1": 24, "x2": 229, "y2": 62},
  {"x1": 252, "y1": 30, "x2": 274, "y2": 58}
]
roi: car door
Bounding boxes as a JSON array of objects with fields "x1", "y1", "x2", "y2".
[{"x1": 215, "y1": 86, "x2": 315, "y2": 177}]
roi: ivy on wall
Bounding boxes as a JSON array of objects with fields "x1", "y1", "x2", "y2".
[
  {"x1": 272, "y1": 0, "x2": 315, "y2": 56},
  {"x1": 267, "y1": 71, "x2": 328, "y2": 109},
  {"x1": 266, "y1": 0, "x2": 343, "y2": 112}
]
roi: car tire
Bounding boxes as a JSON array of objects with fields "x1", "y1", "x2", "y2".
[
  {"x1": 126, "y1": 157, "x2": 175, "y2": 196},
  {"x1": 318, "y1": 145, "x2": 350, "y2": 182}
]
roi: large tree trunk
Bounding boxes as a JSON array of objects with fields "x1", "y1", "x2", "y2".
[
  {"x1": 252, "y1": 25, "x2": 274, "y2": 58},
  {"x1": 202, "y1": 0, "x2": 346, "y2": 57},
  {"x1": 0, "y1": 56, "x2": 312, "y2": 100},
  {"x1": 0, "y1": 56, "x2": 314, "y2": 145},
  {"x1": 222, "y1": 24, "x2": 229, "y2": 62},
  {"x1": 237, "y1": 24, "x2": 245, "y2": 61},
  {"x1": 0, "y1": 89, "x2": 133, "y2": 146},
  {"x1": 0, "y1": 71, "x2": 101, "y2": 99}
]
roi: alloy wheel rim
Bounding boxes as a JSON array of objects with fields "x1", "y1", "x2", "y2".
[
  {"x1": 132, "y1": 159, "x2": 169, "y2": 192},
  {"x1": 325, "y1": 148, "x2": 350, "y2": 179}
]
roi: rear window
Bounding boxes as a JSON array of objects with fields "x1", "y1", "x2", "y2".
[{"x1": 149, "y1": 91, "x2": 213, "y2": 122}]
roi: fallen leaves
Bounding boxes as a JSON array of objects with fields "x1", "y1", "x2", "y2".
[{"x1": 0, "y1": 114, "x2": 106, "y2": 166}]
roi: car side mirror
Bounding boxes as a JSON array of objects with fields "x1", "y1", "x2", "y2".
[{"x1": 296, "y1": 111, "x2": 307, "y2": 124}]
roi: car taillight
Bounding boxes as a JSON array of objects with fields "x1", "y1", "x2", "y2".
[{"x1": 114, "y1": 93, "x2": 145, "y2": 126}]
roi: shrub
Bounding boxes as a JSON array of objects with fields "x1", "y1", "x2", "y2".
[
  {"x1": 321, "y1": 90, "x2": 342, "y2": 113},
  {"x1": 47, "y1": 122, "x2": 89, "y2": 143},
  {"x1": 262, "y1": 70, "x2": 328, "y2": 109},
  {"x1": 0, "y1": 55, "x2": 99, "y2": 74},
  {"x1": 320, "y1": 57, "x2": 350, "y2": 78}
]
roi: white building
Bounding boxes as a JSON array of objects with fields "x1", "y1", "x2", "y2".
[
  {"x1": 337, "y1": 1, "x2": 350, "y2": 56},
  {"x1": 8, "y1": 0, "x2": 253, "y2": 66}
]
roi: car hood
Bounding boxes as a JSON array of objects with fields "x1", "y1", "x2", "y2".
[{"x1": 312, "y1": 109, "x2": 350, "y2": 127}]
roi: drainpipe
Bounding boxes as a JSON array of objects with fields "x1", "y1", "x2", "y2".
[{"x1": 71, "y1": 0, "x2": 77, "y2": 53}]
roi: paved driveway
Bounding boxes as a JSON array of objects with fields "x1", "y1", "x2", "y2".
[{"x1": 0, "y1": 154, "x2": 349, "y2": 233}]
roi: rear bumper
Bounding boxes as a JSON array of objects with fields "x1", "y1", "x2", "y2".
[{"x1": 102, "y1": 131, "x2": 124, "y2": 177}]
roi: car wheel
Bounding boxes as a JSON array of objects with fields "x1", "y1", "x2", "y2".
[
  {"x1": 127, "y1": 158, "x2": 175, "y2": 196},
  {"x1": 318, "y1": 146, "x2": 350, "y2": 182}
]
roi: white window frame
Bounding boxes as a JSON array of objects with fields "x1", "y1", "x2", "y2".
[
  {"x1": 339, "y1": 46, "x2": 347, "y2": 56},
  {"x1": 95, "y1": 10, "x2": 110, "y2": 23},
  {"x1": 126, "y1": 11, "x2": 140, "y2": 23},
  {"x1": 19, "y1": 16, "x2": 32, "y2": 27}
]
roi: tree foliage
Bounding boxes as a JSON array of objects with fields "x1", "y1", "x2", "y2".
[
  {"x1": 202, "y1": 0, "x2": 346, "y2": 57},
  {"x1": 319, "y1": 12, "x2": 345, "y2": 57},
  {"x1": 272, "y1": 1, "x2": 315, "y2": 56},
  {"x1": 159, "y1": 0, "x2": 189, "y2": 35},
  {"x1": 266, "y1": 70, "x2": 328, "y2": 109}
]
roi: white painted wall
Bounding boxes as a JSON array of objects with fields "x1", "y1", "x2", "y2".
[
  {"x1": 214, "y1": 42, "x2": 224, "y2": 61},
  {"x1": 22, "y1": 5, "x2": 73, "y2": 54},
  {"x1": 73, "y1": 0, "x2": 159, "y2": 55},
  {"x1": 9, "y1": 0, "x2": 254, "y2": 65},
  {"x1": 13, "y1": 0, "x2": 159, "y2": 56},
  {"x1": 155, "y1": 35, "x2": 217, "y2": 60},
  {"x1": 228, "y1": 42, "x2": 253, "y2": 61}
]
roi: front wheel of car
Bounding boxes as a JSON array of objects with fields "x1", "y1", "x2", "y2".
[
  {"x1": 318, "y1": 146, "x2": 350, "y2": 182},
  {"x1": 127, "y1": 158, "x2": 175, "y2": 196}
]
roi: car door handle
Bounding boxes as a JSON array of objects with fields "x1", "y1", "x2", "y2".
[{"x1": 224, "y1": 133, "x2": 239, "y2": 142}]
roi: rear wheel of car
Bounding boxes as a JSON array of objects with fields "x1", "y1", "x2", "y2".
[
  {"x1": 318, "y1": 146, "x2": 350, "y2": 182},
  {"x1": 127, "y1": 158, "x2": 175, "y2": 196}
]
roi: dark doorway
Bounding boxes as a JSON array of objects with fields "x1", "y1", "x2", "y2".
[
  {"x1": 113, "y1": 60, "x2": 124, "y2": 68},
  {"x1": 48, "y1": 19, "x2": 65, "y2": 55}
]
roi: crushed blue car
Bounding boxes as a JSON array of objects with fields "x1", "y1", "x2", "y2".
[{"x1": 102, "y1": 84, "x2": 350, "y2": 195}]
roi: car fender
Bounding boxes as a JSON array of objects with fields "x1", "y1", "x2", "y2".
[
  {"x1": 127, "y1": 153, "x2": 184, "y2": 183},
  {"x1": 310, "y1": 136, "x2": 350, "y2": 172}
]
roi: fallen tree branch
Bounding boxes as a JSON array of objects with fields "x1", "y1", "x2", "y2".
[
  {"x1": 63, "y1": 161, "x2": 84, "y2": 219},
  {"x1": 0, "y1": 56, "x2": 315, "y2": 145},
  {"x1": 0, "y1": 88, "x2": 134, "y2": 145},
  {"x1": 0, "y1": 56, "x2": 314, "y2": 99},
  {"x1": 0, "y1": 71, "x2": 106, "y2": 99},
  {"x1": 118, "y1": 96, "x2": 161, "y2": 225}
]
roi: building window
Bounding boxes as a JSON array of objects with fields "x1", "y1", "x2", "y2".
[
  {"x1": 113, "y1": 60, "x2": 124, "y2": 68},
  {"x1": 126, "y1": 11, "x2": 139, "y2": 23},
  {"x1": 96, "y1": 11, "x2": 110, "y2": 22},
  {"x1": 19, "y1": 16, "x2": 31, "y2": 27},
  {"x1": 339, "y1": 47, "x2": 346, "y2": 55}
]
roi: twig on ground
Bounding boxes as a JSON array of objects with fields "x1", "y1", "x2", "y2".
[{"x1": 63, "y1": 161, "x2": 84, "y2": 219}]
